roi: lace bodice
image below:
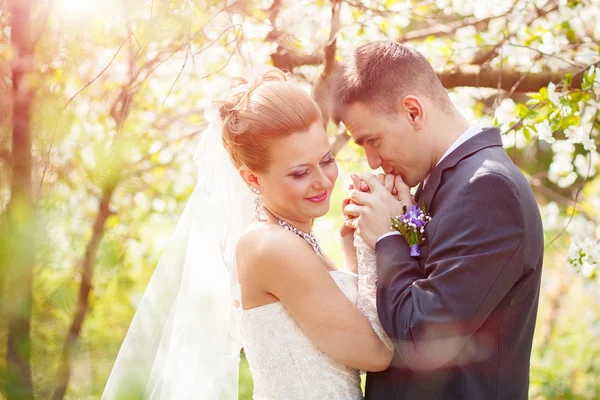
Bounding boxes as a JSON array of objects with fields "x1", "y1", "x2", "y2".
[{"x1": 240, "y1": 271, "x2": 363, "y2": 400}]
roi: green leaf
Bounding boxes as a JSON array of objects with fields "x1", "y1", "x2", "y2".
[
  {"x1": 563, "y1": 72, "x2": 574, "y2": 88},
  {"x1": 562, "y1": 115, "x2": 581, "y2": 128},
  {"x1": 516, "y1": 103, "x2": 530, "y2": 118}
]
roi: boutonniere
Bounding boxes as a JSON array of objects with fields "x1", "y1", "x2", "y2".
[{"x1": 390, "y1": 203, "x2": 432, "y2": 257}]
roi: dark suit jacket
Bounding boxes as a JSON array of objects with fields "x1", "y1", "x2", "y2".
[{"x1": 366, "y1": 127, "x2": 544, "y2": 399}]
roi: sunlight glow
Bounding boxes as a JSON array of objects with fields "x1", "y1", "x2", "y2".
[{"x1": 59, "y1": 0, "x2": 98, "y2": 18}]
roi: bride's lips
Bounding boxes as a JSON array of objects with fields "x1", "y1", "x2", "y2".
[{"x1": 305, "y1": 191, "x2": 328, "y2": 203}]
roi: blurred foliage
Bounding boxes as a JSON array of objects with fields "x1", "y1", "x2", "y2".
[{"x1": 0, "y1": 0, "x2": 599, "y2": 399}]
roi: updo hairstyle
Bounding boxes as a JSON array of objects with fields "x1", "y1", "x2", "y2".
[{"x1": 216, "y1": 69, "x2": 323, "y2": 172}]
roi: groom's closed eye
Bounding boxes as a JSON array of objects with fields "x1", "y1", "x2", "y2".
[
  {"x1": 365, "y1": 137, "x2": 379, "y2": 147},
  {"x1": 355, "y1": 134, "x2": 378, "y2": 147}
]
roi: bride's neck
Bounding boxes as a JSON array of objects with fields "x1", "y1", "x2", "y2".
[{"x1": 263, "y1": 207, "x2": 313, "y2": 233}]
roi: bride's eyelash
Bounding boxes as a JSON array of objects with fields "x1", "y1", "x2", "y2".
[
  {"x1": 291, "y1": 157, "x2": 335, "y2": 179},
  {"x1": 292, "y1": 170, "x2": 309, "y2": 179}
]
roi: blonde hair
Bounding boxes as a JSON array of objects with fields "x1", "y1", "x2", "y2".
[{"x1": 216, "y1": 69, "x2": 322, "y2": 172}]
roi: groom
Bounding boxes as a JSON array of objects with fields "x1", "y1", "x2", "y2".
[{"x1": 334, "y1": 41, "x2": 544, "y2": 399}]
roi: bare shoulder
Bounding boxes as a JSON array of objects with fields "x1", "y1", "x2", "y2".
[{"x1": 236, "y1": 223, "x2": 324, "y2": 275}]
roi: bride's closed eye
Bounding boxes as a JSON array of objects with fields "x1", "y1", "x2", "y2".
[
  {"x1": 290, "y1": 154, "x2": 336, "y2": 179},
  {"x1": 292, "y1": 170, "x2": 309, "y2": 179}
]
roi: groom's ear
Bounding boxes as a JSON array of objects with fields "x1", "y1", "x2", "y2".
[
  {"x1": 239, "y1": 166, "x2": 260, "y2": 189},
  {"x1": 398, "y1": 95, "x2": 425, "y2": 131}
]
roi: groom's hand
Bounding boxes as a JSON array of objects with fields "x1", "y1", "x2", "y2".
[{"x1": 344, "y1": 173, "x2": 410, "y2": 248}]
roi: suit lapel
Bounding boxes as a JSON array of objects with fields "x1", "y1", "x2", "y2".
[{"x1": 418, "y1": 127, "x2": 503, "y2": 209}]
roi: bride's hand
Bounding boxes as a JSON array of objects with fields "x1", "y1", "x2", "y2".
[
  {"x1": 341, "y1": 173, "x2": 401, "y2": 239},
  {"x1": 360, "y1": 173, "x2": 415, "y2": 207}
]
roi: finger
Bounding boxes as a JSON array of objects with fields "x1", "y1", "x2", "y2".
[
  {"x1": 377, "y1": 174, "x2": 386, "y2": 186},
  {"x1": 384, "y1": 174, "x2": 395, "y2": 193},
  {"x1": 352, "y1": 173, "x2": 370, "y2": 192},
  {"x1": 340, "y1": 223, "x2": 354, "y2": 238},
  {"x1": 395, "y1": 176, "x2": 413, "y2": 206},
  {"x1": 348, "y1": 189, "x2": 372, "y2": 206},
  {"x1": 347, "y1": 184, "x2": 359, "y2": 204},
  {"x1": 344, "y1": 217, "x2": 359, "y2": 230},
  {"x1": 395, "y1": 175, "x2": 410, "y2": 193},
  {"x1": 344, "y1": 203, "x2": 365, "y2": 217},
  {"x1": 343, "y1": 214, "x2": 357, "y2": 222},
  {"x1": 361, "y1": 172, "x2": 385, "y2": 194}
]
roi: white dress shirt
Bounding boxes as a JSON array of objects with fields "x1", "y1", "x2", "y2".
[{"x1": 377, "y1": 125, "x2": 482, "y2": 243}]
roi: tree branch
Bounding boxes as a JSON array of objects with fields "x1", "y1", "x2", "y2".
[
  {"x1": 344, "y1": 0, "x2": 437, "y2": 17},
  {"x1": 313, "y1": 0, "x2": 342, "y2": 122},
  {"x1": 52, "y1": 188, "x2": 114, "y2": 400},
  {"x1": 271, "y1": 49, "x2": 323, "y2": 72},
  {"x1": 399, "y1": 9, "x2": 513, "y2": 43},
  {"x1": 470, "y1": 0, "x2": 559, "y2": 66},
  {"x1": 53, "y1": 36, "x2": 145, "y2": 398},
  {"x1": 436, "y1": 64, "x2": 583, "y2": 92},
  {"x1": 323, "y1": 0, "x2": 341, "y2": 77},
  {"x1": 279, "y1": 51, "x2": 584, "y2": 92},
  {"x1": 123, "y1": 128, "x2": 204, "y2": 177},
  {"x1": 63, "y1": 33, "x2": 132, "y2": 111}
]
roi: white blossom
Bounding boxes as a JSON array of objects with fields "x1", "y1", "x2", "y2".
[
  {"x1": 539, "y1": 202, "x2": 562, "y2": 231},
  {"x1": 547, "y1": 82, "x2": 561, "y2": 106},
  {"x1": 565, "y1": 126, "x2": 596, "y2": 151},
  {"x1": 574, "y1": 152, "x2": 599, "y2": 177},
  {"x1": 548, "y1": 141, "x2": 577, "y2": 187},
  {"x1": 568, "y1": 237, "x2": 600, "y2": 282},
  {"x1": 494, "y1": 98, "x2": 516, "y2": 125},
  {"x1": 534, "y1": 120, "x2": 555, "y2": 144}
]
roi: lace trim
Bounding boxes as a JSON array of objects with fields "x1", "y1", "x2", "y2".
[{"x1": 354, "y1": 233, "x2": 394, "y2": 352}]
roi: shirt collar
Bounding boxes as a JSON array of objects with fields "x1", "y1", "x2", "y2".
[{"x1": 423, "y1": 125, "x2": 482, "y2": 186}]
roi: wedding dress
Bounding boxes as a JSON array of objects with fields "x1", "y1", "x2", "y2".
[
  {"x1": 102, "y1": 106, "x2": 392, "y2": 399},
  {"x1": 239, "y1": 233, "x2": 392, "y2": 400}
]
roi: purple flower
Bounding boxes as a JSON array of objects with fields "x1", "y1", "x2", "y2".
[
  {"x1": 404, "y1": 205, "x2": 426, "y2": 228},
  {"x1": 410, "y1": 244, "x2": 421, "y2": 257}
]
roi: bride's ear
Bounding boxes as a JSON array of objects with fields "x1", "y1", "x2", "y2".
[{"x1": 239, "y1": 166, "x2": 260, "y2": 191}]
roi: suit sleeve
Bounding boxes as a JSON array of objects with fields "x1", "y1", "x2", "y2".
[{"x1": 375, "y1": 172, "x2": 525, "y2": 371}]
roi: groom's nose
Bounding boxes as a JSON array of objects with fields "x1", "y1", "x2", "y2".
[{"x1": 365, "y1": 149, "x2": 383, "y2": 170}]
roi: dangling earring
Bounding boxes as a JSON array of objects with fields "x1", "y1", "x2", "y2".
[{"x1": 250, "y1": 187, "x2": 268, "y2": 221}]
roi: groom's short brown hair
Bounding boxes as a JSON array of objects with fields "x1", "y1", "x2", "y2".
[{"x1": 331, "y1": 41, "x2": 453, "y2": 122}]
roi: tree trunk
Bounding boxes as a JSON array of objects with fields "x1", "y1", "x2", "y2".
[{"x1": 3, "y1": 0, "x2": 35, "y2": 398}]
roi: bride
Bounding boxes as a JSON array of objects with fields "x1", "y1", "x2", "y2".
[{"x1": 102, "y1": 69, "x2": 393, "y2": 400}]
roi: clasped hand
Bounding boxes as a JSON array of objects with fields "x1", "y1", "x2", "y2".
[{"x1": 342, "y1": 173, "x2": 414, "y2": 248}]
